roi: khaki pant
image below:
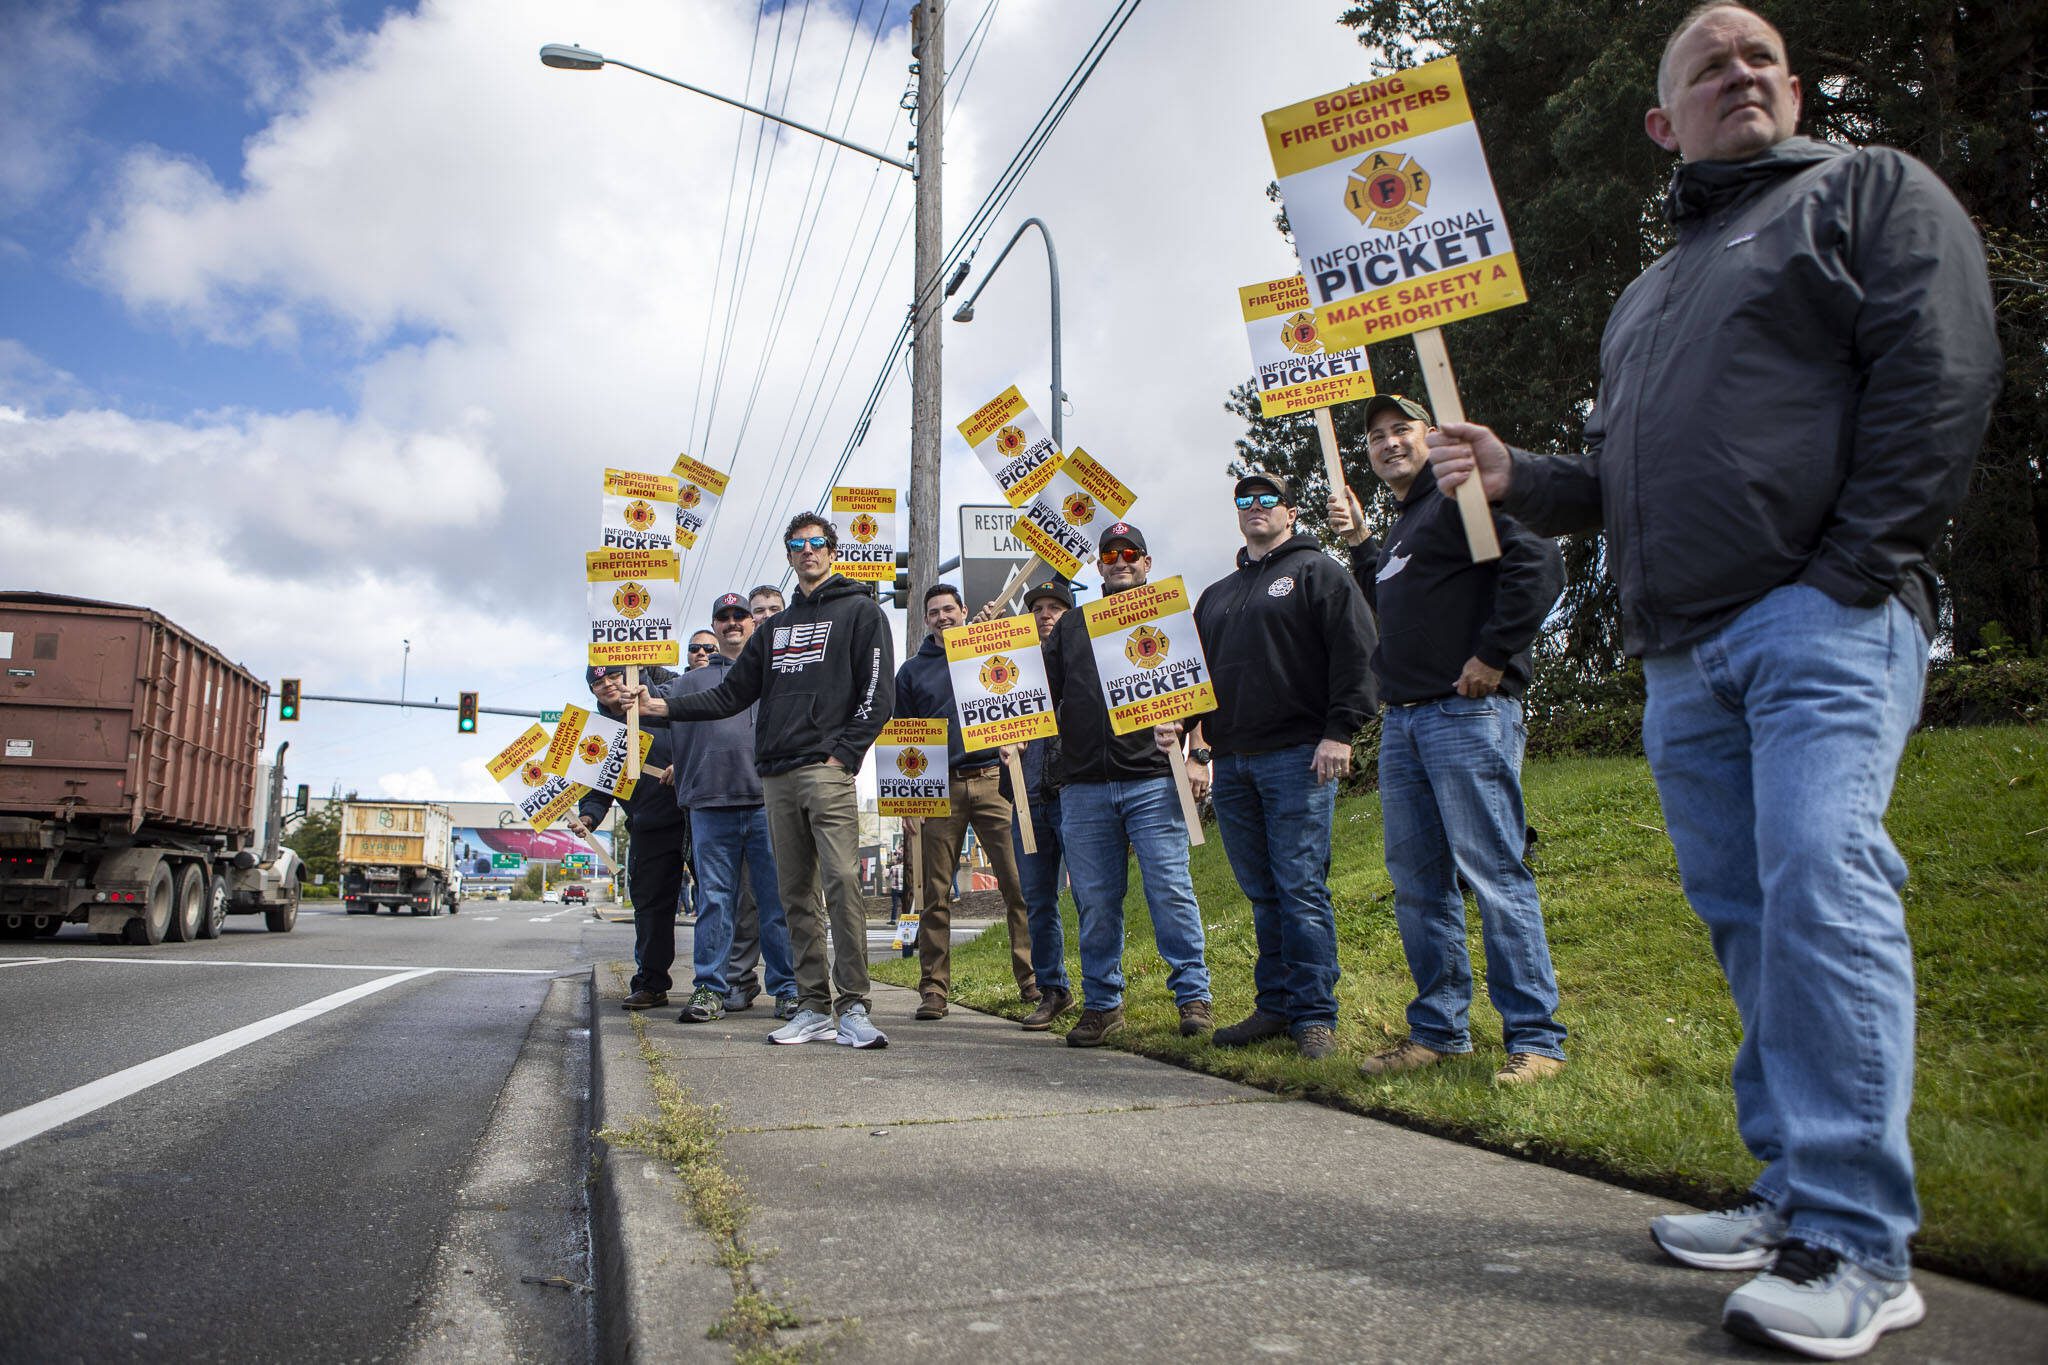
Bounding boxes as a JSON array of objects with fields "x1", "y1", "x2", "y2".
[
  {"x1": 917, "y1": 769, "x2": 1033, "y2": 997},
  {"x1": 762, "y1": 763, "x2": 870, "y2": 1015}
]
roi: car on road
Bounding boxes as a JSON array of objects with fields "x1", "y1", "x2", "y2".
[
  {"x1": 562, "y1": 884, "x2": 588, "y2": 905},
  {"x1": 541, "y1": 890, "x2": 562, "y2": 904}
]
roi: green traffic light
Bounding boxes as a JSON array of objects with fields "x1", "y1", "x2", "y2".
[
  {"x1": 281, "y1": 706, "x2": 296, "y2": 719},
  {"x1": 460, "y1": 718, "x2": 475, "y2": 732}
]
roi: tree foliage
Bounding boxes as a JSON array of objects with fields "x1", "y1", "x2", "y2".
[
  {"x1": 283, "y1": 787, "x2": 355, "y2": 884},
  {"x1": 1231, "y1": 0, "x2": 2045, "y2": 673}
]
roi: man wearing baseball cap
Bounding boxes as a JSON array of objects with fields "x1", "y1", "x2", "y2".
[
  {"x1": 1186, "y1": 469, "x2": 1377, "y2": 1060},
  {"x1": 1004, "y1": 578, "x2": 1076, "y2": 1030},
  {"x1": 1328, "y1": 393, "x2": 1568, "y2": 1085},
  {"x1": 646, "y1": 593, "x2": 797, "y2": 1023},
  {"x1": 1044, "y1": 523, "x2": 1213, "y2": 1047}
]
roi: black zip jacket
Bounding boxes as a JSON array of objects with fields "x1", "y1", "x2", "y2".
[
  {"x1": 665, "y1": 573, "x2": 894, "y2": 775},
  {"x1": 1347, "y1": 469, "x2": 1562, "y2": 705},
  {"x1": 1044, "y1": 588, "x2": 1170, "y2": 785},
  {"x1": 894, "y1": 636, "x2": 998, "y2": 774},
  {"x1": 1502, "y1": 137, "x2": 2001, "y2": 656},
  {"x1": 1192, "y1": 533, "x2": 1378, "y2": 757},
  {"x1": 578, "y1": 693, "x2": 687, "y2": 835}
]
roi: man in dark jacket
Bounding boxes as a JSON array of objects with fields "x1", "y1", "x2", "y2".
[
  {"x1": 894, "y1": 583, "x2": 1035, "y2": 1019},
  {"x1": 1044, "y1": 522, "x2": 1212, "y2": 1048},
  {"x1": 1187, "y1": 471, "x2": 1377, "y2": 1061},
  {"x1": 569, "y1": 665, "x2": 686, "y2": 1011},
  {"x1": 1005, "y1": 580, "x2": 1074, "y2": 1031},
  {"x1": 656, "y1": 592, "x2": 796, "y2": 1024},
  {"x1": 1425, "y1": 7, "x2": 2001, "y2": 1354},
  {"x1": 637, "y1": 513, "x2": 894, "y2": 1050},
  {"x1": 1328, "y1": 396, "x2": 1567, "y2": 1084}
]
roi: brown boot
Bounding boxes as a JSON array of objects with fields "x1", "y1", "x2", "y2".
[
  {"x1": 1065, "y1": 1006, "x2": 1125, "y2": 1048},
  {"x1": 1020, "y1": 988, "x2": 1073, "y2": 1032},
  {"x1": 1494, "y1": 1053, "x2": 1567, "y2": 1086},
  {"x1": 914, "y1": 991, "x2": 949, "y2": 1020},
  {"x1": 1177, "y1": 999, "x2": 1213, "y2": 1037},
  {"x1": 1358, "y1": 1038, "x2": 1450, "y2": 1077}
]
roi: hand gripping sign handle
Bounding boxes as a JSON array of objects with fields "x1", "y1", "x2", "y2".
[
  {"x1": 625, "y1": 665, "x2": 643, "y2": 781},
  {"x1": 1412, "y1": 327, "x2": 1502, "y2": 563},
  {"x1": 1165, "y1": 745, "x2": 1206, "y2": 847},
  {"x1": 1004, "y1": 748, "x2": 1038, "y2": 855},
  {"x1": 1312, "y1": 406, "x2": 1346, "y2": 499}
]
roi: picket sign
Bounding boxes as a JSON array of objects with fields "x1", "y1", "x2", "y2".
[{"x1": 1078, "y1": 577, "x2": 1216, "y2": 846}]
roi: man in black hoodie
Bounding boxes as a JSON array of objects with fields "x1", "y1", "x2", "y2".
[
  {"x1": 1187, "y1": 472, "x2": 1376, "y2": 1062},
  {"x1": 636, "y1": 513, "x2": 894, "y2": 1050},
  {"x1": 1328, "y1": 395, "x2": 1566, "y2": 1086},
  {"x1": 1424, "y1": 6, "x2": 2000, "y2": 1355}
]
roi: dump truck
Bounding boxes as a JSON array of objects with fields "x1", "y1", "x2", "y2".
[
  {"x1": 0, "y1": 592, "x2": 303, "y2": 943},
  {"x1": 339, "y1": 800, "x2": 457, "y2": 916}
]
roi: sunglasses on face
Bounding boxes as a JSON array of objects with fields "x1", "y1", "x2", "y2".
[
  {"x1": 688, "y1": 643, "x2": 717, "y2": 653},
  {"x1": 1235, "y1": 493, "x2": 1283, "y2": 510},
  {"x1": 785, "y1": 535, "x2": 830, "y2": 551},
  {"x1": 1099, "y1": 546, "x2": 1142, "y2": 565},
  {"x1": 714, "y1": 611, "x2": 750, "y2": 624}
]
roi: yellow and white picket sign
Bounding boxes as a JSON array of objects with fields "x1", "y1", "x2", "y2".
[
  {"x1": 600, "y1": 468, "x2": 681, "y2": 553},
  {"x1": 1239, "y1": 274, "x2": 1376, "y2": 418},
  {"x1": 1010, "y1": 447, "x2": 1138, "y2": 581},
  {"x1": 942, "y1": 614, "x2": 1058, "y2": 752},
  {"x1": 586, "y1": 548, "x2": 682, "y2": 668},
  {"x1": 486, "y1": 725, "x2": 588, "y2": 831},
  {"x1": 957, "y1": 385, "x2": 1065, "y2": 508},
  {"x1": 543, "y1": 702, "x2": 655, "y2": 800},
  {"x1": 831, "y1": 486, "x2": 897, "y2": 583},
  {"x1": 1083, "y1": 577, "x2": 1216, "y2": 734},
  {"x1": 874, "y1": 718, "x2": 953, "y2": 817},
  {"x1": 1263, "y1": 56, "x2": 1525, "y2": 352},
  {"x1": 670, "y1": 454, "x2": 731, "y2": 550}
]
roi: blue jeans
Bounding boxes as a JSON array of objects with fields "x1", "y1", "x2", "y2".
[
  {"x1": 1380, "y1": 695, "x2": 1566, "y2": 1060},
  {"x1": 1013, "y1": 794, "x2": 1069, "y2": 994},
  {"x1": 688, "y1": 807, "x2": 793, "y2": 999},
  {"x1": 1058, "y1": 777, "x2": 1210, "y2": 1011},
  {"x1": 1643, "y1": 585, "x2": 1926, "y2": 1279},
  {"x1": 1210, "y1": 744, "x2": 1340, "y2": 1032}
]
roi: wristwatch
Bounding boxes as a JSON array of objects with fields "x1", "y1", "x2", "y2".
[{"x1": 1188, "y1": 747, "x2": 1213, "y2": 765}]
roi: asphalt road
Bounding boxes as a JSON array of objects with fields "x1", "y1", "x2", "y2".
[{"x1": 0, "y1": 897, "x2": 633, "y2": 1364}]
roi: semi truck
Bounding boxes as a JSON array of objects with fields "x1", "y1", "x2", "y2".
[
  {"x1": 339, "y1": 800, "x2": 458, "y2": 916},
  {"x1": 0, "y1": 592, "x2": 303, "y2": 943}
]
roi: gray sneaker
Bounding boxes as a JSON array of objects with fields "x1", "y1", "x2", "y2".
[
  {"x1": 1723, "y1": 1241, "x2": 1924, "y2": 1359},
  {"x1": 767, "y1": 1008, "x2": 836, "y2": 1045},
  {"x1": 835, "y1": 1003, "x2": 888, "y2": 1049},
  {"x1": 772, "y1": 995, "x2": 801, "y2": 1021},
  {"x1": 1652, "y1": 1199, "x2": 1788, "y2": 1271},
  {"x1": 678, "y1": 987, "x2": 725, "y2": 1023}
]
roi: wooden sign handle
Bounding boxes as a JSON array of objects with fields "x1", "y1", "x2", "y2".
[
  {"x1": 1165, "y1": 745, "x2": 1206, "y2": 847},
  {"x1": 624, "y1": 664, "x2": 643, "y2": 781},
  {"x1": 1412, "y1": 327, "x2": 1502, "y2": 563},
  {"x1": 583, "y1": 831, "x2": 621, "y2": 878},
  {"x1": 990, "y1": 556, "x2": 1044, "y2": 616},
  {"x1": 1312, "y1": 406, "x2": 1346, "y2": 497},
  {"x1": 908, "y1": 824, "x2": 923, "y2": 914},
  {"x1": 1004, "y1": 749, "x2": 1037, "y2": 855}
]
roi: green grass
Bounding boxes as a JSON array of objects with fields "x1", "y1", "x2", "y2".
[{"x1": 875, "y1": 725, "x2": 2048, "y2": 1296}]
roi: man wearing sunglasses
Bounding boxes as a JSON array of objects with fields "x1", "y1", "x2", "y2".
[
  {"x1": 1183, "y1": 472, "x2": 1377, "y2": 1061},
  {"x1": 686, "y1": 631, "x2": 719, "y2": 669},
  {"x1": 635, "y1": 513, "x2": 895, "y2": 1050},
  {"x1": 646, "y1": 593, "x2": 798, "y2": 1025},
  {"x1": 1044, "y1": 522, "x2": 1213, "y2": 1047}
]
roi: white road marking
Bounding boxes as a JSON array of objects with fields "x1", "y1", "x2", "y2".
[
  {"x1": 472, "y1": 916, "x2": 499, "y2": 921},
  {"x1": 18, "y1": 958, "x2": 556, "y2": 975},
  {"x1": 0, "y1": 958, "x2": 58, "y2": 969},
  {"x1": 0, "y1": 968, "x2": 435, "y2": 1154}
]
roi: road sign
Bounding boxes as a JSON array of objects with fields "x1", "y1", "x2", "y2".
[
  {"x1": 539, "y1": 710, "x2": 562, "y2": 724},
  {"x1": 492, "y1": 853, "x2": 523, "y2": 869},
  {"x1": 960, "y1": 504, "x2": 1059, "y2": 617},
  {"x1": 564, "y1": 852, "x2": 593, "y2": 869}
]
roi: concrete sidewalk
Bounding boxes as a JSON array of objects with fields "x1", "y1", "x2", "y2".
[{"x1": 590, "y1": 966, "x2": 2046, "y2": 1363}]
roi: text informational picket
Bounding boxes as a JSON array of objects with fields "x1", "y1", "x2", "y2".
[
  {"x1": 1011, "y1": 447, "x2": 1138, "y2": 580},
  {"x1": 830, "y1": 486, "x2": 897, "y2": 583},
  {"x1": 1263, "y1": 56, "x2": 1525, "y2": 351},
  {"x1": 956, "y1": 385, "x2": 1064, "y2": 507},
  {"x1": 542, "y1": 703, "x2": 655, "y2": 800},
  {"x1": 942, "y1": 614, "x2": 1058, "y2": 752},
  {"x1": 670, "y1": 454, "x2": 731, "y2": 550},
  {"x1": 486, "y1": 724, "x2": 587, "y2": 831},
  {"x1": 874, "y1": 718, "x2": 953, "y2": 816},
  {"x1": 586, "y1": 548, "x2": 682, "y2": 667},
  {"x1": 1238, "y1": 274, "x2": 1377, "y2": 417},
  {"x1": 599, "y1": 469, "x2": 681, "y2": 552},
  {"x1": 1083, "y1": 576, "x2": 1217, "y2": 734}
]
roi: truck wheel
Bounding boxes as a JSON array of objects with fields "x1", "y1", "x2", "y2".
[
  {"x1": 167, "y1": 864, "x2": 206, "y2": 942},
  {"x1": 123, "y1": 863, "x2": 174, "y2": 945},
  {"x1": 265, "y1": 884, "x2": 299, "y2": 933},
  {"x1": 196, "y1": 875, "x2": 228, "y2": 939}
]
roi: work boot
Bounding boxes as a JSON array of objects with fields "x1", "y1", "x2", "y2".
[
  {"x1": 1494, "y1": 1053, "x2": 1567, "y2": 1086},
  {"x1": 1065, "y1": 1006, "x2": 1125, "y2": 1048},
  {"x1": 1295, "y1": 1024, "x2": 1338, "y2": 1061},
  {"x1": 1212, "y1": 1008, "x2": 1289, "y2": 1047},
  {"x1": 914, "y1": 991, "x2": 949, "y2": 1020},
  {"x1": 620, "y1": 989, "x2": 668, "y2": 1011},
  {"x1": 1358, "y1": 1038, "x2": 1450, "y2": 1076},
  {"x1": 1020, "y1": 987, "x2": 1073, "y2": 1032},
  {"x1": 1178, "y1": 999, "x2": 1213, "y2": 1037}
]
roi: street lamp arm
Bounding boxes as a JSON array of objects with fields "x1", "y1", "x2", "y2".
[{"x1": 951, "y1": 217, "x2": 1064, "y2": 449}]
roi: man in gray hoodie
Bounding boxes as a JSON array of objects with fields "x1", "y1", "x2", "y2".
[{"x1": 1426, "y1": 6, "x2": 2000, "y2": 1357}]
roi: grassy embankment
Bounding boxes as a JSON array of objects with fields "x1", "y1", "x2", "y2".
[{"x1": 874, "y1": 725, "x2": 2047, "y2": 1296}]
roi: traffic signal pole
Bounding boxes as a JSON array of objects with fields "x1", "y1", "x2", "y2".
[{"x1": 292, "y1": 693, "x2": 550, "y2": 721}]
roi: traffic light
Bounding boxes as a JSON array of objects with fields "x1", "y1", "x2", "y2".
[
  {"x1": 457, "y1": 691, "x2": 479, "y2": 733},
  {"x1": 279, "y1": 678, "x2": 301, "y2": 721}
]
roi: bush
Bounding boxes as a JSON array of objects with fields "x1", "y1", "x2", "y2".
[
  {"x1": 1922, "y1": 651, "x2": 2048, "y2": 728},
  {"x1": 301, "y1": 883, "x2": 338, "y2": 900}
]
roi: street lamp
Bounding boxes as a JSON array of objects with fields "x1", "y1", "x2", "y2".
[{"x1": 952, "y1": 217, "x2": 1065, "y2": 451}]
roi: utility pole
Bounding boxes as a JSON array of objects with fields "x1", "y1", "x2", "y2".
[{"x1": 907, "y1": 0, "x2": 945, "y2": 608}]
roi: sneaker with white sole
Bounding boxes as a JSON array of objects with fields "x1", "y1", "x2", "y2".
[
  {"x1": 767, "y1": 1008, "x2": 836, "y2": 1045},
  {"x1": 1722, "y1": 1240, "x2": 1924, "y2": 1360},
  {"x1": 835, "y1": 1003, "x2": 888, "y2": 1049},
  {"x1": 1652, "y1": 1199, "x2": 1788, "y2": 1271}
]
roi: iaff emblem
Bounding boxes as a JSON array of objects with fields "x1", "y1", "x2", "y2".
[
  {"x1": 995, "y1": 424, "x2": 1027, "y2": 457},
  {"x1": 519, "y1": 761, "x2": 549, "y2": 788},
  {"x1": 578, "y1": 735, "x2": 610, "y2": 765},
  {"x1": 979, "y1": 655, "x2": 1020, "y2": 694},
  {"x1": 1281, "y1": 311, "x2": 1322, "y2": 355},
  {"x1": 850, "y1": 513, "x2": 880, "y2": 544},
  {"x1": 1345, "y1": 148, "x2": 1431, "y2": 230},
  {"x1": 1061, "y1": 491, "x2": 1096, "y2": 526},
  {"x1": 1124, "y1": 625, "x2": 1170, "y2": 669},
  {"x1": 612, "y1": 582, "x2": 651, "y2": 619},
  {"x1": 623, "y1": 499, "x2": 656, "y2": 532},
  {"x1": 896, "y1": 747, "x2": 929, "y2": 778},
  {"x1": 677, "y1": 483, "x2": 704, "y2": 509}
]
